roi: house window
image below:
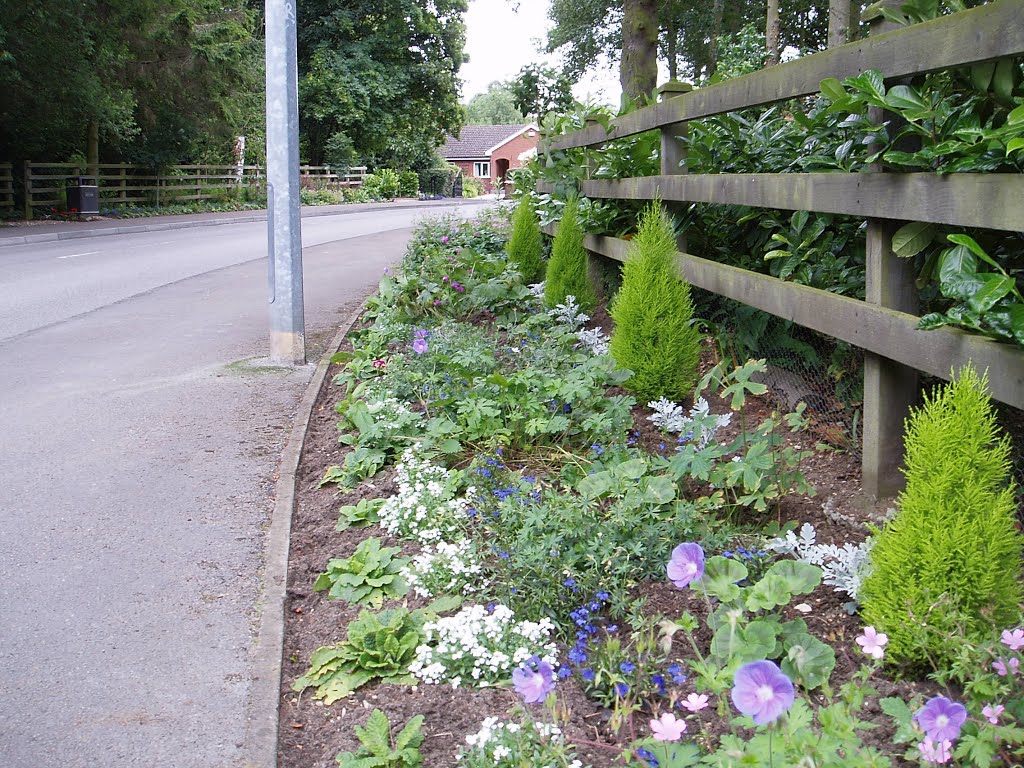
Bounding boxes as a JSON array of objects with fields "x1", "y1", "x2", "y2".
[{"x1": 473, "y1": 161, "x2": 490, "y2": 178}]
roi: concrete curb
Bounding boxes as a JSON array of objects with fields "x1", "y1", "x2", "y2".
[
  {"x1": 242, "y1": 302, "x2": 369, "y2": 768},
  {"x1": 0, "y1": 199, "x2": 494, "y2": 248}
]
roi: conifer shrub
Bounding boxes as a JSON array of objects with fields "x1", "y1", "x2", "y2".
[
  {"x1": 507, "y1": 196, "x2": 545, "y2": 283},
  {"x1": 608, "y1": 202, "x2": 701, "y2": 403},
  {"x1": 860, "y1": 364, "x2": 1023, "y2": 669},
  {"x1": 544, "y1": 197, "x2": 596, "y2": 311}
]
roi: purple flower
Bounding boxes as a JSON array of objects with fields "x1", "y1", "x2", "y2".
[
  {"x1": 917, "y1": 736, "x2": 953, "y2": 765},
  {"x1": 667, "y1": 543, "x2": 705, "y2": 589},
  {"x1": 512, "y1": 656, "x2": 555, "y2": 704},
  {"x1": 993, "y1": 657, "x2": 1019, "y2": 676},
  {"x1": 915, "y1": 696, "x2": 967, "y2": 742},
  {"x1": 731, "y1": 660, "x2": 795, "y2": 726},
  {"x1": 412, "y1": 338, "x2": 428, "y2": 354},
  {"x1": 982, "y1": 703, "x2": 1004, "y2": 724}
]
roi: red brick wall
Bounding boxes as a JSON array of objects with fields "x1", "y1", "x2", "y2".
[{"x1": 491, "y1": 130, "x2": 539, "y2": 193}]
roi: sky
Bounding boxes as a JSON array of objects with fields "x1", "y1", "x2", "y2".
[{"x1": 459, "y1": 0, "x2": 622, "y2": 106}]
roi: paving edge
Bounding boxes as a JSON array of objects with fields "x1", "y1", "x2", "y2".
[{"x1": 242, "y1": 301, "x2": 369, "y2": 768}]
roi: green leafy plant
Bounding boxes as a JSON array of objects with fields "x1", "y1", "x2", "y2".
[
  {"x1": 397, "y1": 170, "x2": 419, "y2": 198},
  {"x1": 314, "y1": 538, "x2": 410, "y2": 607},
  {"x1": 609, "y1": 201, "x2": 701, "y2": 403},
  {"x1": 336, "y1": 709, "x2": 424, "y2": 768},
  {"x1": 293, "y1": 607, "x2": 425, "y2": 703},
  {"x1": 544, "y1": 197, "x2": 597, "y2": 311},
  {"x1": 336, "y1": 498, "x2": 385, "y2": 531},
  {"x1": 860, "y1": 364, "x2": 1024, "y2": 668},
  {"x1": 507, "y1": 195, "x2": 545, "y2": 283},
  {"x1": 363, "y1": 169, "x2": 401, "y2": 200}
]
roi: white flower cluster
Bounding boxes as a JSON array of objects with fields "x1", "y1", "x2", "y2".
[
  {"x1": 576, "y1": 327, "x2": 610, "y2": 356},
  {"x1": 648, "y1": 396, "x2": 733, "y2": 448},
  {"x1": 377, "y1": 446, "x2": 468, "y2": 544},
  {"x1": 458, "y1": 717, "x2": 583, "y2": 768},
  {"x1": 409, "y1": 603, "x2": 557, "y2": 688},
  {"x1": 400, "y1": 539, "x2": 487, "y2": 598},
  {"x1": 767, "y1": 522, "x2": 874, "y2": 604},
  {"x1": 547, "y1": 295, "x2": 589, "y2": 330}
]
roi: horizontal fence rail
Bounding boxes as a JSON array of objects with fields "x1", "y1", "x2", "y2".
[
  {"x1": 0, "y1": 163, "x2": 13, "y2": 208},
  {"x1": 546, "y1": 1, "x2": 1024, "y2": 150},
  {"x1": 537, "y1": 0, "x2": 1024, "y2": 499}
]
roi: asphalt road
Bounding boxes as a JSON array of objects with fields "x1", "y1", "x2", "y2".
[{"x1": 0, "y1": 202, "x2": 489, "y2": 767}]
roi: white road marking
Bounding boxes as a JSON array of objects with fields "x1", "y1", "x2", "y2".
[{"x1": 57, "y1": 251, "x2": 101, "y2": 260}]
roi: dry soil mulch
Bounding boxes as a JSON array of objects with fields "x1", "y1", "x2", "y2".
[{"x1": 276, "y1": 328, "x2": 931, "y2": 768}]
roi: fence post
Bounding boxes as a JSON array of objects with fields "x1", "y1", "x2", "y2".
[
  {"x1": 23, "y1": 161, "x2": 32, "y2": 220},
  {"x1": 120, "y1": 165, "x2": 127, "y2": 205},
  {"x1": 861, "y1": 4, "x2": 920, "y2": 500},
  {"x1": 658, "y1": 81, "x2": 693, "y2": 253}
]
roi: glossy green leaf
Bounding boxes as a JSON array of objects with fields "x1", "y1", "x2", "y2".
[
  {"x1": 968, "y1": 274, "x2": 1016, "y2": 313},
  {"x1": 892, "y1": 222, "x2": 934, "y2": 258}
]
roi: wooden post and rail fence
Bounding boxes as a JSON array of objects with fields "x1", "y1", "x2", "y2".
[
  {"x1": 537, "y1": 1, "x2": 1024, "y2": 500},
  {"x1": 15, "y1": 163, "x2": 368, "y2": 219}
]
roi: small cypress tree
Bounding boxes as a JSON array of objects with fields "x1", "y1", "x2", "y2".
[
  {"x1": 544, "y1": 197, "x2": 596, "y2": 311},
  {"x1": 609, "y1": 202, "x2": 701, "y2": 403},
  {"x1": 507, "y1": 196, "x2": 545, "y2": 283},
  {"x1": 860, "y1": 364, "x2": 1023, "y2": 669}
]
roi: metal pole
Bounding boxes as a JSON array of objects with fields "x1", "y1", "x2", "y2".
[{"x1": 265, "y1": 0, "x2": 306, "y2": 365}]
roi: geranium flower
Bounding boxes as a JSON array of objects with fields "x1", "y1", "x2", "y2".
[
  {"x1": 855, "y1": 626, "x2": 888, "y2": 659},
  {"x1": 982, "y1": 703, "x2": 1004, "y2": 724},
  {"x1": 730, "y1": 660, "x2": 795, "y2": 725},
  {"x1": 649, "y1": 712, "x2": 687, "y2": 742},
  {"x1": 511, "y1": 656, "x2": 555, "y2": 704},
  {"x1": 993, "y1": 657, "x2": 1020, "y2": 676},
  {"x1": 1001, "y1": 627, "x2": 1024, "y2": 652},
  {"x1": 918, "y1": 736, "x2": 953, "y2": 765},
  {"x1": 682, "y1": 693, "x2": 709, "y2": 712},
  {"x1": 667, "y1": 543, "x2": 705, "y2": 589},
  {"x1": 915, "y1": 696, "x2": 967, "y2": 742}
]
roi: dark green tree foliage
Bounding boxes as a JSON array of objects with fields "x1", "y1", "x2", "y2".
[
  {"x1": 297, "y1": 0, "x2": 467, "y2": 169},
  {"x1": 507, "y1": 197, "x2": 545, "y2": 283},
  {"x1": 860, "y1": 365, "x2": 1024, "y2": 669},
  {"x1": 510, "y1": 65, "x2": 574, "y2": 124},
  {"x1": 464, "y1": 82, "x2": 526, "y2": 125},
  {"x1": 545, "y1": 198, "x2": 596, "y2": 311},
  {"x1": 609, "y1": 202, "x2": 700, "y2": 402},
  {"x1": 0, "y1": 1, "x2": 262, "y2": 165}
]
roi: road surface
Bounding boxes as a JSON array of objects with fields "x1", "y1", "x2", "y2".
[{"x1": 0, "y1": 202, "x2": 490, "y2": 767}]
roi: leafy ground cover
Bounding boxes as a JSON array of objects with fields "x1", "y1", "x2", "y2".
[{"x1": 277, "y1": 209, "x2": 1023, "y2": 768}]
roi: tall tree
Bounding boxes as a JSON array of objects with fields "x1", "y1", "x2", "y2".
[
  {"x1": 464, "y1": 82, "x2": 527, "y2": 125},
  {"x1": 766, "y1": 0, "x2": 781, "y2": 65},
  {"x1": 620, "y1": 0, "x2": 659, "y2": 104},
  {"x1": 0, "y1": 1, "x2": 262, "y2": 166},
  {"x1": 510, "y1": 64, "x2": 574, "y2": 123},
  {"x1": 296, "y1": 0, "x2": 467, "y2": 169}
]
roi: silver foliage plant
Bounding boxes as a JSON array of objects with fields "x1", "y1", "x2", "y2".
[
  {"x1": 647, "y1": 396, "x2": 732, "y2": 448},
  {"x1": 547, "y1": 294, "x2": 589, "y2": 330},
  {"x1": 767, "y1": 522, "x2": 873, "y2": 611}
]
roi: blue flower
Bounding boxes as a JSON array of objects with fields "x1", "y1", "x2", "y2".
[
  {"x1": 557, "y1": 666, "x2": 573, "y2": 679},
  {"x1": 619, "y1": 661, "x2": 636, "y2": 674},
  {"x1": 651, "y1": 674, "x2": 667, "y2": 694},
  {"x1": 636, "y1": 747, "x2": 659, "y2": 767},
  {"x1": 615, "y1": 682, "x2": 630, "y2": 697},
  {"x1": 581, "y1": 668, "x2": 596, "y2": 681},
  {"x1": 596, "y1": 591, "x2": 610, "y2": 601},
  {"x1": 564, "y1": 577, "x2": 576, "y2": 587},
  {"x1": 667, "y1": 664, "x2": 687, "y2": 684},
  {"x1": 607, "y1": 624, "x2": 618, "y2": 633},
  {"x1": 568, "y1": 647, "x2": 588, "y2": 664}
]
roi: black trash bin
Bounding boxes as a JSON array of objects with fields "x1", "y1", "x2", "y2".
[{"x1": 67, "y1": 176, "x2": 99, "y2": 215}]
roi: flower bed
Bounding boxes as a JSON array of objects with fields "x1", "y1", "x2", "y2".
[{"x1": 278, "y1": 208, "x2": 1024, "y2": 768}]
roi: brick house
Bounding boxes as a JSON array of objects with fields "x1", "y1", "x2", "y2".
[{"x1": 439, "y1": 124, "x2": 539, "y2": 193}]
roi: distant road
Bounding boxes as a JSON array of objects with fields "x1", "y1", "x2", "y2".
[{"x1": 0, "y1": 202, "x2": 490, "y2": 767}]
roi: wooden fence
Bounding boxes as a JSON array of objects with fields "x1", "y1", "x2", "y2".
[
  {"x1": 19, "y1": 162, "x2": 367, "y2": 217},
  {"x1": 0, "y1": 163, "x2": 14, "y2": 209},
  {"x1": 538, "y1": 1, "x2": 1024, "y2": 499}
]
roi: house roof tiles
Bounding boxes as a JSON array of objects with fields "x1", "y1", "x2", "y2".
[{"x1": 440, "y1": 124, "x2": 534, "y2": 159}]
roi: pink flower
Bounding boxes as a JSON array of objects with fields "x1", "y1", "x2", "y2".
[
  {"x1": 982, "y1": 703, "x2": 1004, "y2": 724},
  {"x1": 855, "y1": 626, "x2": 888, "y2": 660},
  {"x1": 649, "y1": 712, "x2": 687, "y2": 742},
  {"x1": 681, "y1": 693, "x2": 709, "y2": 712},
  {"x1": 1001, "y1": 627, "x2": 1024, "y2": 652},
  {"x1": 993, "y1": 657, "x2": 1020, "y2": 676},
  {"x1": 372, "y1": 358, "x2": 387, "y2": 369},
  {"x1": 917, "y1": 736, "x2": 953, "y2": 764}
]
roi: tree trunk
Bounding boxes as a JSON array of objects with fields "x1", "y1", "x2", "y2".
[
  {"x1": 707, "y1": 0, "x2": 725, "y2": 79},
  {"x1": 87, "y1": 121, "x2": 99, "y2": 177},
  {"x1": 828, "y1": 0, "x2": 853, "y2": 47},
  {"x1": 666, "y1": 17, "x2": 678, "y2": 82},
  {"x1": 766, "y1": 0, "x2": 780, "y2": 66},
  {"x1": 620, "y1": 0, "x2": 659, "y2": 107}
]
